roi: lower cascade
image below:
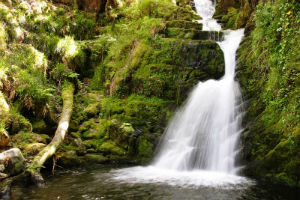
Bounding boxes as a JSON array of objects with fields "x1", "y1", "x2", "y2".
[
  {"x1": 111, "y1": 0, "x2": 250, "y2": 187},
  {"x1": 153, "y1": 30, "x2": 245, "y2": 174}
]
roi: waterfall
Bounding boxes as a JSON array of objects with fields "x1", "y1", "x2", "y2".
[
  {"x1": 152, "y1": 0, "x2": 244, "y2": 175},
  {"x1": 111, "y1": 0, "x2": 250, "y2": 188}
]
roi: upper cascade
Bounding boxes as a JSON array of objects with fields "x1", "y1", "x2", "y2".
[{"x1": 194, "y1": 0, "x2": 221, "y2": 31}]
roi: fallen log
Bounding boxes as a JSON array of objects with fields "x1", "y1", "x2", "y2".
[{"x1": 27, "y1": 82, "x2": 74, "y2": 186}]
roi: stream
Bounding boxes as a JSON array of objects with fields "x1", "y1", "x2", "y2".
[{"x1": 9, "y1": 165, "x2": 300, "y2": 200}]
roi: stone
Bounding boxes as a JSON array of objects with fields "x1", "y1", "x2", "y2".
[{"x1": 0, "y1": 148, "x2": 25, "y2": 176}]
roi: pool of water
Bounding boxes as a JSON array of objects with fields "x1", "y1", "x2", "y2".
[{"x1": 7, "y1": 165, "x2": 300, "y2": 200}]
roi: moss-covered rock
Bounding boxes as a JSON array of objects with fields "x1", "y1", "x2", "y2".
[
  {"x1": 12, "y1": 131, "x2": 50, "y2": 151},
  {"x1": 137, "y1": 134, "x2": 154, "y2": 163},
  {"x1": 84, "y1": 153, "x2": 108, "y2": 163},
  {"x1": 24, "y1": 143, "x2": 46, "y2": 156},
  {"x1": 32, "y1": 120, "x2": 47, "y2": 133},
  {"x1": 99, "y1": 140, "x2": 126, "y2": 156},
  {"x1": 165, "y1": 28, "x2": 223, "y2": 41}
]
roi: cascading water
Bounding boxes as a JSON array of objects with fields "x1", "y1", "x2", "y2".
[
  {"x1": 194, "y1": 0, "x2": 221, "y2": 31},
  {"x1": 153, "y1": 0, "x2": 244, "y2": 175},
  {"x1": 111, "y1": 0, "x2": 251, "y2": 187}
]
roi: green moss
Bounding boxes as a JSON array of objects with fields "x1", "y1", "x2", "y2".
[
  {"x1": 123, "y1": 0, "x2": 197, "y2": 20},
  {"x1": 9, "y1": 110, "x2": 32, "y2": 134},
  {"x1": 99, "y1": 140, "x2": 126, "y2": 156},
  {"x1": 32, "y1": 120, "x2": 47, "y2": 132},
  {"x1": 84, "y1": 102, "x2": 101, "y2": 117},
  {"x1": 57, "y1": 152, "x2": 85, "y2": 167},
  {"x1": 84, "y1": 154, "x2": 108, "y2": 164},
  {"x1": 166, "y1": 20, "x2": 202, "y2": 29},
  {"x1": 137, "y1": 135, "x2": 154, "y2": 163},
  {"x1": 99, "y1": 95, "x2": 171, "y2": 132},
  {"x1": 12, "y1": 131, "x2": 50, "y2": 147},
  {"x1": 24, "y1": 143, "x2": 46, "y2": 156}
]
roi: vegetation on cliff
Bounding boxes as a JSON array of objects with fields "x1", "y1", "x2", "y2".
[{"x1": 236, "y1": 0, "x2": 300, "y2": 187}]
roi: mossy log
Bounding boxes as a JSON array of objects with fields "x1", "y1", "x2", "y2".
[{"x1": 27, "y1": 82, "x2": 74, "y2": 186}]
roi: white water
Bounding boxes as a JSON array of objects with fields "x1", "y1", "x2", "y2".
[
  {"x1": 195, "y1": 0, "x2": 221, "y2": 31},
  {"x1": 111, "y1": 0, "x2": 249, "y2": 187},
  {"x1": 153, "y1": 29, "x2": 244, "y2": 174},
  {"x1": 153, "y1": 0, "x2": 245, "y2": 175}
]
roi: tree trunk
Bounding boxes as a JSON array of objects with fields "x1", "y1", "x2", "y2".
[{"x1": 27, "y1": 82, "x2": 74, "y2": 186}]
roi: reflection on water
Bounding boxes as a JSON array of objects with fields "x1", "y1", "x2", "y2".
[{"x1": 7, "y1": 165, "x2": 300, "y2": 200}]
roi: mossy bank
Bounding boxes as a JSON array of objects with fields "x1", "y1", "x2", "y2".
[{"x1": 0, "y1": 0, "x2": 224, "y2": 184}]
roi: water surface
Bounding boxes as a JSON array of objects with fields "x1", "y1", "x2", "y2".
[{"x1": 9, "y1": 165, "x2": 300, "y2": 200}]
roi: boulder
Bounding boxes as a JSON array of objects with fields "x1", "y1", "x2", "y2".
[{"x1": 0, "y1": 148, "x2": 25, "y2": 176}]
